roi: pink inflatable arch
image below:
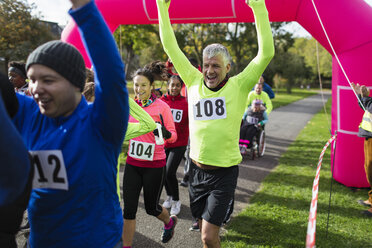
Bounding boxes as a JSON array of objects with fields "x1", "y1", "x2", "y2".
[{"x1": 62, "y1": 0, "x2": 372, "y2": 187}]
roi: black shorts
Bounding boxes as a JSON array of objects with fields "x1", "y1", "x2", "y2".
[{"x1": 188, "y1": 161, "x2": 239, "y2": 226}]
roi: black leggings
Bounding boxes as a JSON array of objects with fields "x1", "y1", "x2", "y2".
[
  {"x1": 240, "y1": 123, "x2": 258, "y2": 148},
  {"x1": 122, "y1": 163, "x2": 165, "y2": 220},
  {"x1": 164, "y1": 146, "x2": 186, "y2": 201}
]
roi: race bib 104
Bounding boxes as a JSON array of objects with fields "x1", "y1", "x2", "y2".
[
  {"x1": 171, "y1": 108, "x2": 183, "y2": 123},
  {"x1": 29, "y1": 150, "x2": 69, "y2": 190},
  {"x1": 193, "y1": 97, "x2": 227, "y2": 121},
  {"x1": 129, "y1": 140, "x2": 155, "y2": 161}
]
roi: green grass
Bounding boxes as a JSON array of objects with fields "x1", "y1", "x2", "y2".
[
  {"x1": 221, "y1": 98, "x2": 371, "y2": 248},
  {"x1": 271, "y1": 88, "x2": 318, "y2": 109}
]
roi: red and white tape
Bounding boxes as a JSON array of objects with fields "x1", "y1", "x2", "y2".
[{"x1": 306, "y1": 134, "x2": 337, "y2": 248}]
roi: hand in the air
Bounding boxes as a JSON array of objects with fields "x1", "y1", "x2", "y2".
[{"x1": 246, "y1": 0, "x2": 265, "y2": 8}]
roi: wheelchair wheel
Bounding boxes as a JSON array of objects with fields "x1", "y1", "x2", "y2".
[{"x1": 257, "y1": 130, "x2": 266, "y2": 157}]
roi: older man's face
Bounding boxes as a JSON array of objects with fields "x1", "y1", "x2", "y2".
[{"x1": 202, "y1": 54, "x2": 230, "y2": 89}]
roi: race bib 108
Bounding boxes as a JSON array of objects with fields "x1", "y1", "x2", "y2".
[
  {"x1": 29, "y1": 150, "x2": 69, "y2": 190},
  {"x1": 129, "y1": 140, "x2": 155, "y2": 161},
  {"x1": 193, "y1": 97, "x2": 227, "y2": 121}
]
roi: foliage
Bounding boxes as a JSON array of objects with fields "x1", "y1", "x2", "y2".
[
  {"x1": 112, "y1": 21, "x2": 331, "y2": 92},
  {"x1": 222, "y1": 98, "x2": 372, "y2": 247},
  {"x1": 113, "y1": 25, "x2": 164, "y2": 77},
  {"x1": 224, "y1": 23, "x2": 258, "y2": 75},
  {"x1": 172, "y1": 23, "x2": 227, "y2": 66},
  {"x1": 290, "y1": 37, "x2": 332, "y2": 78},
  {"x1": 0, "y1": 0, "x2": 55, "y2": 71},
  {"x1": 265, "y1": 23, "x2": 311, "y2": 93}
]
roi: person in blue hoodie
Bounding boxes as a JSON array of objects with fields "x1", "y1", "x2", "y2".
[
  {"x1": 10, "y1": 0, "x2": 129, "y2": 247},
  {"x1": 0, "y1": 72, "x2": 32, "y2": 248},
  {"x1": 251, "y1": 74, "x2": 275, "y2": 99}
]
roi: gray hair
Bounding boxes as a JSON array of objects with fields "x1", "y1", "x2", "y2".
[{"x1": 203, "y1": 43, "x2": 232, "y2": 66}]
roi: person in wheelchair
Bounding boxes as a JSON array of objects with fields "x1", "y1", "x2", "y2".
[{"x1": 239, "y1": 99, "x2": 268, "y2": 154}]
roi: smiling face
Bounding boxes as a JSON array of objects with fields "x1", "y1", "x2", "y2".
[
  {"x1": 28, "y1": 64, "x2": 81, "y2": 118},
  {"x1": 255, "y1": 83, "x2": 263, "y2": 95},
  {"x1": 202, "y1": 54, "x2": 230, "y2": 89},
  {"x1": 168, "y1": 77, "x2": 182, "y2": 96},
  {"x1": 8, "y1": 71, "x2": 26, "y2": 89},
  {"x1": 133, "y1": 75, "x2": 152, "y2": 101}
]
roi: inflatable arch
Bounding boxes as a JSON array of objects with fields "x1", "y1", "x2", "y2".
[{"x1": 62, "y1": 0, "x2": 372, "y2": 187}]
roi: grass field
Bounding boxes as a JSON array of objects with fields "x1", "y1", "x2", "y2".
[
  {"x1": 271, "y1": 88, "x2": 319, "y2": 109},
  {"x1": 221, "y1": 98, "x2": 371, "y2": 248}
]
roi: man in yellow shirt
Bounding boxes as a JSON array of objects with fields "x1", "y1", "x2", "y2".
[
  {"x1": 246, "y1": 82, "x2": 273, "y2": 114},
  {"x1": 157, "y1": 0, "x2": 274, "y2": 246}
]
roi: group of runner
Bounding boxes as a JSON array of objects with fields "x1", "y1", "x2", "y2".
[{"x1": 0, "y1": 0, "x2": 274, "y2": 247}]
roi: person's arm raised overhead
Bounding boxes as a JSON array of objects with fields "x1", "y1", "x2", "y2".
[
  {"x1": 156, "y1": 0, "x2": 200, "y2": 87},
  {"x1": 69, "y1": 0, "x2": 129, "y2": 147},
  {"x1": 237, "y1": 0, "x2": 275, "y2": 91}
]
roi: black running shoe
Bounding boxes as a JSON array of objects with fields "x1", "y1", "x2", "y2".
[{"x1": 161, "y1": 215, "x2": 177, "y2": 243}]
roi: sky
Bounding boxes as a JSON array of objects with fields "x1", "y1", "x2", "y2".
[{"x1": 27, "y1": 0, "x2": 372, "y2": 37}]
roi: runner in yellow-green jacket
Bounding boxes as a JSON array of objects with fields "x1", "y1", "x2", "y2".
[{"x1": 157, "y1": 0, "x2": 274, "y2": 246}]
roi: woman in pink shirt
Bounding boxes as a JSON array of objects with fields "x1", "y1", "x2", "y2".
[{"x1": 122, "y1": 61, "x2": 178, "y2": 247}]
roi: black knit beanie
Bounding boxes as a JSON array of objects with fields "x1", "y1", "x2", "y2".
[{"x1": 26, "y1": 40, "x2": 86, "y2": 92}]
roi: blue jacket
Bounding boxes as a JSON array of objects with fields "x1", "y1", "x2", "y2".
[
  {"x1": 12, "y1": 2, "x2": 129, "y2": 247},
  {"x1": 263, "y1": 82, "x2": 275, "y2": 99}
]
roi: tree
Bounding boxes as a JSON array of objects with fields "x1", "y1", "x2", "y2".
[
  {"x1": 113, "y1": 24, "x2": 164, "y2": 77},
  {"x1": 224, "y1": 23, "x2": 258, "y2": 74},
  {"x1": 290, "y1": 38, "x2": 332, "y2": 78},
  {"x1": 0, "y1": 0, "x2": 55, "y2": 72},
  {"x1": 174, "y1": 23, "x2": 227, "y2": 66}
]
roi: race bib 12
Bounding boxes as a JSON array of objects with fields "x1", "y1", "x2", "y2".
[{"x1": 29, "y1": 150, "x2": 69, "y2": 190}]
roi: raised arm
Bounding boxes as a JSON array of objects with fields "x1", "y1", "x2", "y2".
[
  {"x1": 69, "y1": 1, "x2": 129, "y2": 147},
  {"x1": 237, "y1": 0, "x2": 275, "y2": 91},
  {"x1": 124, "y1": 98, "x2": 157, "y2": 141},
  {"x1": 156, "y1": 0, "x2": 201, "y2": 86}
]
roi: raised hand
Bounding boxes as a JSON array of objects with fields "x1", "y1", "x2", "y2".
[
  {"x1": 246, "y1": 0, "x2": 265, "y2": 7},
  {"x1": 69, "y1": 0, "x2": 91, "y2": 9},
  {"x1": 351, "y1": 82, "x2": 361, "y2": 95},
  {"x1": 361, "y1": 85, "x2": 370, "y2": 97}
]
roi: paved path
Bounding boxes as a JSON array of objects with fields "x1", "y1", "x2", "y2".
[
  {"x1": 16, "y1": 92, "x2": 331, "y2": 248},
  {"x1": 120, "y1": 92, "x2": 331, "y2": 248}
]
